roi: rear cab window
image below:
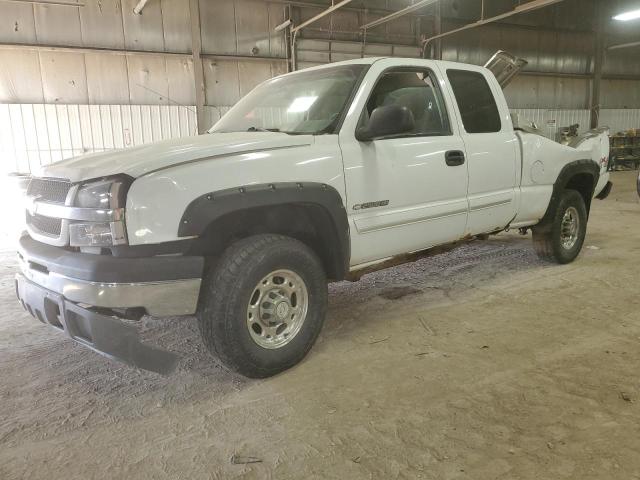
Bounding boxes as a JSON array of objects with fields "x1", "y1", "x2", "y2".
[{"x1": 446, "y1": 69, "x2": 501, "y2": 134}]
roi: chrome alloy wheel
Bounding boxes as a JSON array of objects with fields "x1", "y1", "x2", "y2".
[
  {"x1": 246, "y1": 269, "x2": 309, "y2": 349},
  {"x1": 560, "y1": 206, "x2": 580, "y2": 250}
]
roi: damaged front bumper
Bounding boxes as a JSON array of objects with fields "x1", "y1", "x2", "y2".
[
  {"x1": 16, "y1": 275, "x2": 179, "y2": 374},
  {"x1": 15, "y1": 235, "x2": 205, "y2": 374}
]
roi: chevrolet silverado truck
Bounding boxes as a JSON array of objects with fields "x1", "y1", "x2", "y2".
[{"x1": 16, "y1": 57, "x2": 612, "y2": 377}]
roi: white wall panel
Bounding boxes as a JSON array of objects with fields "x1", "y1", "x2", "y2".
[
  {"x1": 1, "y1": 101, "x2": 639, "y2": 176},
  {"x1": 39, "y1": 51, "x2": 89, "y2": 104},
  {"x1": 297, "y1": 39, "x2": 419, "y2": 67},
  {"x1": 392, "y1": 45, "x2": 420, "y2": 58},
  {"x1": 204, "y1": 60, "x2": 240, "y2": 106},
  {"x1": 121, "y1": 0, "x2": 165, "y2": 51},
  {"x1": 127, "y1": 56, "x2": 169, "y2": 104},
  {"x1": 85, "y1": 54, "x2": 130, "y2": 104},
  {"x1": 204, "y1": 106, "x2": 231, "y2": 129},
  {"x1": 7, "y1": 105, "x2": 30, "y2": 171},
  {"x1": 32, "y1": 104, "x2": 51, "y2": 164},
  {"x1": 598, "y1": 109, "x2": 640, "y2": 134},
  {"x1": 160, "y1": 0, "x2": 192, "y2": 53},
  {"x1": 505, "y1": 75, "x2": 591, "y2": 109},
  {"x1": 0, "y1": 51, "x2": 45, "y2": 104},
  {"x1": 79, "y1": 0, "x2": 125, "y2": 49},
  {"x1": 267, "y1": 3, "x2": 287, "y2": 59},
  {"x1": 166, "y1": 57, "x2": 196, "y2": 106},
  {"x1": 33, "y1": 4, "x2": 83, "y2": 46},
  {"x1": 238, "y1": 62, "x2": 272, "y2": 97},
  {"x1": 0, "y1": 104, "x2": 197, "y2": 174},
  {"x1": 236, "y1": 0, "x2": 270, "y2": 57},
  {"x1": 200, "y1": 0, "x2": 236, "y2": 55},
  {"x1": 601, "y1": 79, "x2": 640, "y2": 109},
  {"x1": 0, "y1": 3, "x2": 37, "y2": 44}
]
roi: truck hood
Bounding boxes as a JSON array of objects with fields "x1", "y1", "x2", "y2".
[{"x1": 35, "y1": 132, "x2": 314, "y2": 183}]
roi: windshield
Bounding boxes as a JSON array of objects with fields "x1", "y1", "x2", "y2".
[{"x1": 209, "y1": 64, "x2": 367, "y2": 135}]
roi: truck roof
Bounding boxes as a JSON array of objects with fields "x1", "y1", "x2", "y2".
[{"x1": 290, "y1": 57, "x2": 491, "y2": 75}]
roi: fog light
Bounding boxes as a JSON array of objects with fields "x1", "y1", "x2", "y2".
[{"x1": 69, "y1": 221, "x2": 126, "y2": 247}]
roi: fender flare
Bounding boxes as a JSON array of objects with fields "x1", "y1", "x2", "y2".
[
  {"x1": 539, "y1": 159, "x2": 600, "y2": 226},
  {"x1": 178, "y1": 182, "x2": 350, "y2": 278}
]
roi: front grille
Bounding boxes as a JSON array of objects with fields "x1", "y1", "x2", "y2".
[
  {"x1": 27, "y1": 178, "x2": 72, "y2": 204},
  {"x1": 26, "y1": 212, "x2": 62, "y2": 236}
]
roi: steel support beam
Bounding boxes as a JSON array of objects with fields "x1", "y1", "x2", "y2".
[
  {"x1": 590, "y1": 3, "x2": 606, "y2": 129},
  {"x1": 0, "y1": 42, "x2": 191, "y2": 58},
  {"x1": 265, "y1": 0, "x2": 430, "y2": 18},
  {"x1": 0, "y1": 42, "x2": 289, "y2": 62},
  {"x1": 189, "y1": 0, "x2": 207, "y2": 134},
  {"x1": 608, "y1": 40, "x2": 640, "y2": 51},
  {"x1": 291, "y1": 0, "x2": 356, "y2": 34},
  {"x1": 361, "y1": 0, "x2": 439, "y2": 30}
]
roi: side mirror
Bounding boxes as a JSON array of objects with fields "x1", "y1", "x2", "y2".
[{"x1": 356, "y1": 104, "x2": 415, "y2": 142}]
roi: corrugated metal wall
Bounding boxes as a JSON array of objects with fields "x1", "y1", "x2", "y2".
[
  {"x1": 296, "y1": 39, "x2": 421, "y2": 70},
  {"x1": 0, "y1": 104, "x2": 196, "y2": 174},
  {"x1": 0, "y1": 0, "x2": 640, "y2": 174},
  {"x1": 0, "y1": 0, "x2": 196, "y2": 105},
  {"x1": 599, "y1": 109, "x2": 640, "y2": 135},
  {"x1": 3, "y1": 103, "x2": 637, "y2": 176},
  {"x1": 5, "y1": 0, "x2": 639, "y2": 111}
]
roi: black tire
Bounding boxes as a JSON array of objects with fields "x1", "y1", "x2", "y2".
[
  {"x1": 532, "y1": 189, "x2": 588, "y2": 264},
  {"x1": 197, "y1": 234, "x2": 328, "y2": 378}
]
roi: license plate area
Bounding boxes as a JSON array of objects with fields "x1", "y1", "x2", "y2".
[{"x1": 16, "y1": 274, "x2": 65, "y2": 330}]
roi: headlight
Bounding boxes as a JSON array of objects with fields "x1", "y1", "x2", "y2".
[
  {"x1": 69, "y1": 221, "x2": 127, "y2": 247},
  {"x1": 75, "y1": 178, "x2": 128, "y2": 209},
  {"x1": 70, "y1": 177, "x2": 130, "y2": 247}
]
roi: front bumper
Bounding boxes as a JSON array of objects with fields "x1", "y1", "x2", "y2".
[
  {"x1": 17, "y1": 235, "x2": 204, "y2": 317},
  {"x1": 15, "y1": 235, "x2": 205, "y2": 374},
  {"x1": 15, "y1": 274, "x2": 178, "y2": 374}
]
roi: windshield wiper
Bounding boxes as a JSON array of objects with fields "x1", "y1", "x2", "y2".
[{"x1": 247, "y1": 126, "x2": 281, "y2": 132}]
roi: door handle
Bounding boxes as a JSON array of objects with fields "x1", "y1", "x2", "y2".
[{"x1": 445, "y1": 150, "x2": 465, "y2": 167}]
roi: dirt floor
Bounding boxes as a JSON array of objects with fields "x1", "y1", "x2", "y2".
[{"x1": 1, "y1": 170, "x2": 639, "y2": 480}]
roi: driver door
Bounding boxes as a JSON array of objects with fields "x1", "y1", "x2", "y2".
[{"x1": 339, "y1": 61, "x2": 469, "y2": 267}]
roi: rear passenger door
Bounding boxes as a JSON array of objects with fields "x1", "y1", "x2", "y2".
[{"x1": 445, "y1": 68, "x2": 519, "y2": 235}]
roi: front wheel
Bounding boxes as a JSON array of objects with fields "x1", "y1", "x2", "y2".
[
  {"x1": 532, "y1": 189, "x2": 588, "y2": 264},
  {"x1": 197, "y1": 234, "x2": 328, "y2": 378}
]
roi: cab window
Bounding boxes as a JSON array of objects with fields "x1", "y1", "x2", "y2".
[
  {"x1": 447, "y1": 69, "x2": 502, "y2": 134},
  {"x1": 360, "y1": 69, "x2": 451, "y2": 137}
]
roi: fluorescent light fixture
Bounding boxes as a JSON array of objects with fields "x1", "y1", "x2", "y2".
[
  {"x1": 613, "y1": 8, "x2": 640, "y2": 21},
  {"x1": 274, "y1": 19, "x2": 292, "y2": 32},
  {"x1": 287, "y1": 96, "x2": 318, "y2": 113}
]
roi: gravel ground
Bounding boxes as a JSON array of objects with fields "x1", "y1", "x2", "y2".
[{"x1": 1, "y1": 170, "x2": 639, "y2": 479}]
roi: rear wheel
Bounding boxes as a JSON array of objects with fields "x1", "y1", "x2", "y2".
[
  {"x1": 197, "y1": 234, "x2": 327, "y2": 378},
  {"x1": 532, "y1": 189, "x2": 588, "y2": 264}
]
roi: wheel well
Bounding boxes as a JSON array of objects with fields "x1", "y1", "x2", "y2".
[
  {"x1": 564, "y1": 173, "x2": 595, "y2": 213},
  {"x1": 189, "y1": 203, "x2": 347, "y2": 280}
]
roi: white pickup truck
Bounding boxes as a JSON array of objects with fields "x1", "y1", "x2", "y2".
[{"x1": 16, "y1": 57, "x2": 612, "y2": 377}]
